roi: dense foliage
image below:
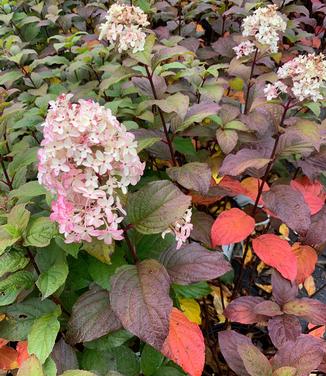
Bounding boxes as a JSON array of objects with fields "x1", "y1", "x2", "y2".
[{"x1": 0, "y1": 0, "x2": 326, "y2": 375}]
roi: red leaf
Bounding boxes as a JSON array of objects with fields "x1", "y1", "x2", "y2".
[
  {"x1": 240, "y1": 177, "x2": 270, "y2": 205},
  {"x1": 291, "y1": 177, "x2": 325, "y2": 215},
  {"x1": 0, "y1": 346, "x2": 18, "y2": 370},
  {"x1": 283, "y1": 298, "x2": 326, "y2": 325},
  {"x1": 223, "y1": 296, "x2": 268, "y2": 324},
  {"x1": 16, "y1": 342, "x2": 29, "y2": 367},
  {"x1": 219, "y1": 176, "x2": 249, "y2": 197},
  {"x1": 292, "y1": 243, "x2": 318, "y2": 285},
  {"x1": 252, "y1": 234, "x2": 297, "y2": 281},
  {"x1": 0, "y1": 339, "x2": 8, "y2": 349},
  {"x1": 162, "y1": 308, "x2": 205, "y2": 376},
  {"x1": 211, "y1": 208, "x2": 255, "y2": 246}
]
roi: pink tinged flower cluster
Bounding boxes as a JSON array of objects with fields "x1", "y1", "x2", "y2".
[
  {"x1": 161, "y1": 208, "x2": 193, "y2": 250},
  {"x1": 233, "y1": 40, "x2": 256, "y2": 59},
  {"x1": 38, "y1": 94, "x2": 145, "y2": 245},
  {"x1": 99, "y1": 3, "x2": 149, "y2": 53},
  {"x1": 240, "y1": 5, "x2": 287, "y2": 54},
  {"x1": 264, "y1": 53, "x2": 326, "y2": 102}
]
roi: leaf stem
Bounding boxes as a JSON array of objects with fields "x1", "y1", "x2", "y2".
[
  {"x1": 0, "y1": 156, "x2": 13, "y2": 190},
  {"x1": 232, "y1": 101, "x2": 291, "y2": 298},
  {"x1": 144, "y1": 65, "x2": 177, "y2": 166},
  {"x1": 244, "y1": 47, "x2": 258, "y2": 114},
  {"x1": 122, "y1": 225, "x2": 139, "y2": 264}
]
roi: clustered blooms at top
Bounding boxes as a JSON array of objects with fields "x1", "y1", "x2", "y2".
[
  {"x1": 234, "y1": 5, "x2": 287, "y2": 58},
  {"x1": 99, "y1": 3, "x2": 149, "y2": 53},
  {"x1": 264, "y1": 53, "x2": 326, "y2": 102},
  {"x1": 162, "y1": 208, "x2": 193, "y2": 250},
  {"x1": 38, "y1": 94, "x2": 145, "y2": 245}
]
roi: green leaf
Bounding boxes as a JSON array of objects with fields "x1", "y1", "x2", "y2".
[
  {"x1": 172, "y1": 282, "x2": 212, "y2": 299},
  {"x1": 173, "y1": 137, "x2": 196, "y2": 157},
  {"x1": 55, "y1": 237, "x2": 80, "y2": 258},
  {"x1": 0, "y1": 249, "x2": 29, "y2": 277},
  {"x1": 127, "y1": 180, "x2": 191, "y2": 234},
  {"x1": 82, "y1": 238, "x2": 114, "y2": 264},
  {"x1": 0, "y1": 226, "x2": 21, "y2": 255},
  {"x1": 141, "y1": 344, "x2": 164, "y2": 376},
  {"x1": 0, "y1": 270, "x2": 34, "y2": 306},
  {"x1": 59, "y1": 371, "x2": 97, "y2": 376},
  {"x1": 135, "y1": 233, "x2": 175, "y2": 260},
  {"x1": 153, "y1": 366, "x2": 186, "y2": 376},
  {"x1": 224, "y1": 120, "x2": 248, "y2": 131},
  {"x1": 17, "y1": 355, "x2": 44, "y2": 376},
  {"x1": 137, "y1": 137, "x2": 161, "y2": 152},
  {"x1": 28, "y1": 311, "x2": 60, "y2": 364},
  {"x1": 199, "y1": 82, "x2": 224, "y2": 102},
  {"x1": 36, "y1": 259, "x2": 68, "y2": 299},
  {"x1": 24, "y1": 217, "x2": 57, "y2": 247},
  {"x1": 9, "y1": 181, "x2": 47, "y2": 201},
  {"x1": 0, "y1": 70, "x2": 23, "y2": 85},
  {"x1": 0, "y1": 298, "x2": 57, "y2": 341},
  {"x1": 84, "y1": 330, "x2": 134, "y2": 351},
  {"x1": 7, "y1": 204, "x2": 30, "y2": 232},
  {"x1": 88, "y1": 247, "x2": 126, "y2": 289},
  {"x1": 43, "y1": 357, "x2": 57, "y2": 376}
]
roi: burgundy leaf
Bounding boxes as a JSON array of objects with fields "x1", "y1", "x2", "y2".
[
  {"x1": 271, "y1": 335, "x2": 324, "y2": 376},
  {"x1": 51, "y1": 338, "x2": 78, "y2": 374},
  {"x1": 304, "y1": 206, "x2": 326, "y2": 247},
  {"x1": 283, "y1": 298, "x2": 326, "y2": 325},
  {"x1": 272, "y1": 270, "x2": 298, "y2": 306},
  {"x1": 166, "y1": 162, "x2": 211, "y2": 195},
  {"x1": 190, "y1": 211, "x2": 214, "y2": 245},
  {"x1": 253, "y1": 301, "x2": 282, "y2": 317},
  {"x1": 267, "y1": 315, "x2": 302, "y2": 349},
  {"x1": 263, "y1": 185, "x2": 311, "y2": 234},
  {"x1": 219, "y1": 149, "x2": 270, "y2": 177},
  {"x1": 159, "y1": 243, "x2": 231, "y2": 285},
  {"x1": 110, "y1": 260, "x2": 172, "y2": 350},
  {"x1": 218, "y1": 330, "x2": 252, "y2": 376},
  {"x1": 223, "y1": 296, "x2": 269, "y2": 324},
  {"x1": 66, "y1": 286, "x2": 121, "y2": 344},
  {"x1": 237, "y1": 344, "x2": 273, "y2": 376},
  {"x1": 211, "y1": 36, "x2": 237, "y2": 57},
  {"x1": 297, "y1": 148, "x2": 326, "y2": 180},
  {"x1": 132, "y1": 75, "x2": 167, "y2": 99}
]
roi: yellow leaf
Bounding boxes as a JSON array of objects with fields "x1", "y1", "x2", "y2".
[
  {"x1": 179, "y1": 298, "x2": 202, "y2": 324},
  {"x1": 279, "y1": 224, "x2": 290, "y2": 240},
  {"x1": 303, "y1": 275, "x2": 316, "y2": 296},
  {"x1": 255, "y1": 283, "x2": 272, "y2": 294},
  {"x1": 210, "y1": 284, "x2": 231, "y2": 322},
  {"x1": 244, "y1": 245, "x2": 253, "y2": 266},
  {"x1": 196, "y1": 24, "x2": 204, "y2": 33},
  {"x1": 256, "y1": 261, "x2": 266, "y2": 274}
]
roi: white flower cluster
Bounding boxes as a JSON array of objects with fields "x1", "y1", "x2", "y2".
[
  {"x1": 264, "y1": 53, "x2": 326, "y2": 102},
  {"x1": 235, "y1": 4, "x2": 287, "y2": 57},
  {"x1": 99, "y1": 3, "x2": 149, "y2": 53},
  {"x1": 233, "y1": 40, "x2": 256, "y2": 59},
  {"x1": 38, "y1": 94, "x2": 145, "y2": 245},
  {"x1": 162, "y1": 208, "x2": 193, "y2": 249}
]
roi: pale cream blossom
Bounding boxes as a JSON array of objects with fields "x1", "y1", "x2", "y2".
[{"x1": 162, "y1": 208, "x2": 193, "y2": 249}]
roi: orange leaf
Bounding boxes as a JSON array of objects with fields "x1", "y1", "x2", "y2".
[
  {"x1": 252, "y1": 234, "x2": 297, "y2": 281},
  {"x1": 0, "y1": 339, "x2": 8, "y2": 349},
  {"x1": 292, "y1": 242, "x2": 318, "y2": 285},
  {"x1": 211, "y1": 208, "x2": 255, "y2": 246},
  {"x1": 290, "y1": 177, "x2": 325, "y2": 215},
  {"x1": 0, "y1": 346, "x2": 18, "y2": 370},
  {"x1": 16, "y1": 341, "x2": 29, "y2": 367},
  {"x1": 219, "y1": 176, "x2": 248, "y2": 197},
  {"x1": 162, "y1": 308, "x2": 205, "y2": 376},
  {"x1": 308, "y1": 323, "x2": 325, "y2": 338},
  {"x1": 240, "y1": 177, "x2": 270, "y2": 204}
]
